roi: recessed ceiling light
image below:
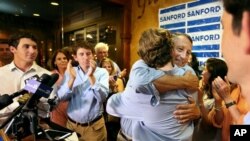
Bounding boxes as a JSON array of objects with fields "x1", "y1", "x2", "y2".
[
  {"x1": 33, "y1": 13, "x2": 40, "y2": 16},
  {"x1": 51, "y1": 2, "x2": 59, "y2": 6}
]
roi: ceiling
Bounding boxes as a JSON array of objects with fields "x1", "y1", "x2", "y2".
[{"x1": 0, "y1": 0, "x2": 104, "y2": 21}]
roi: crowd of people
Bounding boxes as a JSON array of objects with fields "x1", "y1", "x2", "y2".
[{"x1": 0, "y1": 0, "x2": 249, "y2": 140}]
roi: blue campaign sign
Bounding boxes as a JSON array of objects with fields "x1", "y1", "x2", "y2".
[{"x1": 159, "y1": 0, "x2": 223, "y2": 66}]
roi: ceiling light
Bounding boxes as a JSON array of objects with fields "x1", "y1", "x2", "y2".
[
  {"x1": 33, "y1": 13, "x2": 40, "y2": 16},
  {"x1": 51, "y1": 2, "x2": 59, "y2": 6}
]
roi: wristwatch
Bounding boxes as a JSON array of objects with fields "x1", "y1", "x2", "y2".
[{"x1": 225, "y1": 101, "x2": 236, "y2": 108}]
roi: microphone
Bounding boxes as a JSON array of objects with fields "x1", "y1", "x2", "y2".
[
  {"x1": 0, "y1": 75, "x2": 40, "y2": 110},
  {"x1": 0, "y1": 74, "x2": 58, "y2": 110},
  {"x1": 0, "y1": 94, "x2": 14, "y2": 110},
  {"x1": 25, "y1": 73, "x2": 59, "y2": 109},
  {"x1": 18, "y1": 93, "x2": 32, "y2": 105},
  {"x1": 46, "y1": 73, "x2": 60, "y2": 87},
  {"x1": 24, "y1": 74, "x2": 53, "y2": 98}
]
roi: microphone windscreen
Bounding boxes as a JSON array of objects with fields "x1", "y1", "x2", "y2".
[
  {"x1": 39, "y1": 74, "x2": 51, "y2": 84},
  {"x1": 47, "y1": 73, "x2": 59, "y2": 87},
  {"x1": 0, "y1": 94, "x2": 13, "y2": 110}
]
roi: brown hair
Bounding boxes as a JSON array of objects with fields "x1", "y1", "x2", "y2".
[
  {"x1": 50, "y1": 49, "x2": 71, "y2": 70},
  {"x1": 71, "y1": 41, "x2": 94, "y2": 55},
  {"x1": 223, "y1": 0, "x2": 250, "y2": 35},
  {"x1": 204, "y1": 58, "x2": 228, "y2": 99},
  {"x1": 9, "y1": 32, "x2": 37, "y2": 48},
  {"x1": 137, "y1": 28, "x2": 173, "y2": 68}
]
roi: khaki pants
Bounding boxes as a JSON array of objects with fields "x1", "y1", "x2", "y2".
[
  {"x1": 116, "y1": 130, "x2": 132, "y2": 141},
  {"x1": 66, "y1": 117, "x2": 107, "y2": 141}
]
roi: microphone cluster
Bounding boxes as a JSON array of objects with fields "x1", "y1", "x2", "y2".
[{"x1": 0, "y1": 73, "x2": 59, "y2": 110}]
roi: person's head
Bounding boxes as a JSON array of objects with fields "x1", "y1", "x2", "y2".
[
  {"x1": 94, "y1": 42, "x2": 109, "y2": 61},
  {"x1": 221, "y1": 0, "x2": 250, "y2": 85},
  {"x1": 171, "y1": 32, "x2": 193, "y2": 67},
  {"x1": 8, "y1": 32, "x2": 38, "y2": 65},
  {"x1": 100, "y1": 58, "x2": 116, "y2": 75},
  {"x1": 51, "y1": 49, "x2": 70, "y2": 71},
  {"x1": 72, "y1": 41, "x2": 94, "y2": 69},
  {"x1": 202, "y1": 58, "x2": 228, "y2": 98},
  {"x1": 0, "y1": 43, "x2": 13, "y2": 64},
  {"x1": 188, "y1": 53, "x2": 200, "y2": 77},
  {"x1": 137, "y1": 28, "x2": 173, "y2": 68}
]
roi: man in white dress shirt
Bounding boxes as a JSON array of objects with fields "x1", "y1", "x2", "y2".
[{"x1": 0, "y1": 32, "x2": 54, "y2": 124}]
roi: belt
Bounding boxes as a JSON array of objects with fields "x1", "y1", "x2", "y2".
[{"x1": 68, "y1": 115, "x2": 102, "y2": 126}]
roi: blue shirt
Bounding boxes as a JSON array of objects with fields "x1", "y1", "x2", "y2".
[
  {"x1": 57, "y1": 66, "x2": 109, "y2": 123},
  {"x1": 107, "y1": 60, "x2": 197, "y2": 141},
  {"x1": 112, "y1": 60, "x2": 164, "y2": 137}
]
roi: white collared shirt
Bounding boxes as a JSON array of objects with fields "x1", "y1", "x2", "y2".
[{"x1": 0, "y1": 61, "x2": 55, "y2": 123}]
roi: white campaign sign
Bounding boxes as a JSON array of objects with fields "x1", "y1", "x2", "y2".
[{"x1": 159, "y1": 0, "x2": 223, "y2": 65}]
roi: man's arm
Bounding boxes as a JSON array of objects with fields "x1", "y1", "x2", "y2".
[
  {"x1": 153, "y1": 71, "x2": 199, "y2": 93},
  {"x1": 130, "y1": 60, "x2": 199, "y2": 94},
  {"x1": 173, "y1": 97, "x2": 201, "y2": 123}
]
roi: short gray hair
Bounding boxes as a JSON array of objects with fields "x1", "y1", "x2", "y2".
[{"x1": 94, "y1": 42, "x2": 109, "y2": 53}]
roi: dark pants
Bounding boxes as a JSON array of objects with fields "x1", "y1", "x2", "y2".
[{"x1": 106, "y1": 121, "x2": 120, "y2": 141}]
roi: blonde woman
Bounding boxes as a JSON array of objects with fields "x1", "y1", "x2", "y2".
[
  {"x1": 100, "y1": 58, "x2": 124, "y2": 95},
  {"x1": 100, "y1": 58, "x2": 124, "y2": 141}
]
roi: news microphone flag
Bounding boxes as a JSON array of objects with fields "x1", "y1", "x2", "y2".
[{"x1": 24, "y1": 79, "x2": 53, "y2": 98}]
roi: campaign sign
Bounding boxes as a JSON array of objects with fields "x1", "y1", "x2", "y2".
[{"x1": 159, "y1": 0, "x2": 223, "y2": 66}]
